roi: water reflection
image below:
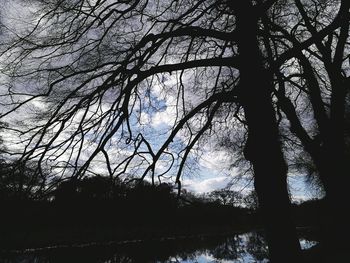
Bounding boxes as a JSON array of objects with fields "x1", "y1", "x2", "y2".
[{"x1": 0, "y1": 231, "x2": 317, "y2": 263}]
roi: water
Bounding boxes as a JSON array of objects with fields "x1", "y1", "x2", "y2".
[{"x1": 0, "y1": 231, "x2": 317, "y2": 263}]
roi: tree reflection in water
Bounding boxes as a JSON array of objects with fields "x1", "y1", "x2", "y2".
[{"x1": 0, "y1": 231, "x2": 291, "y2": 263}]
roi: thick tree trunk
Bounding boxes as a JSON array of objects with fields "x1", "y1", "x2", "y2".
[
  {"x1": 317, "y1": 3, "x2": 350, "y2": 255},
  {"x1": 320, "y1": 74, "x2": 350, "y2": 256},
  {"x1": 234, "y1": 1, "x2": 301, "y2": 261},
  {"x1": 279, "y1": 72, "x2": 350, "y2": 259}
]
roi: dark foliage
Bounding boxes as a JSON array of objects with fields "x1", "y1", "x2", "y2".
[{"x1": 0, "y1": 177, "x2": 254, "y2": 250}]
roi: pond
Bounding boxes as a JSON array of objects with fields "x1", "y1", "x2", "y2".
[{"x1": 0, "y1": 231, "x2": 317, "y2": 263}]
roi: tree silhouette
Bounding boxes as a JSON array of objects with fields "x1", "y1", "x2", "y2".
[
  {"x1": 1, "y1": 0, "x2": 349, "y2": 260},
  {"x1": 262, "y1": 0, "x2": 350, "y2": 252},
  {"x1": 209, "y1": 189, "x2": 240, "y2": 206}
]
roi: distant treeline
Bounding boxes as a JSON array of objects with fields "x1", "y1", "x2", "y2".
[
  {"x1": 0, "y1": 176, "x2": 256, "y2": 225},
  {"x1": 0, "y1": 174, "x2": 260, "y2": 249},
  {"x1": 0, "y1": 159, "x2": 324, "y2": 250}
]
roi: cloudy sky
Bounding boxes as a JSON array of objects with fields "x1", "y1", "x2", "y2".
[{"x1": 0, "y1": 0, "x2": 321, "y2": 202}]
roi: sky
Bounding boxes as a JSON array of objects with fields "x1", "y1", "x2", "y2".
[{"x1": 0, "y1": 0, "x2": 323, "y2": 202}]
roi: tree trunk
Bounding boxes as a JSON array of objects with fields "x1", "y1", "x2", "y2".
[
  {"x1": 320, "y1": 73, "x2": 349, "y2": 256},
  {"x1": 279, "y1": 69, "x2": 350, "y2": 259},
  {"x1": 234, "y1": 1, "x2": 301, "y2": 261}
]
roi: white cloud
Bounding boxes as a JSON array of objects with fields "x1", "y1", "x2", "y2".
[
  {"x1": 150, "y1": 105, "x2": 177, "y2": 127},
  {"x1": 199, "y1": 148, "x2": 231, "y2": 171},
  {"x1": 183, "y1": 176, "x2": 231, "y2": 193},
  {"x1": 139, "y1": 112, "x2": 151, "y2": 125}
]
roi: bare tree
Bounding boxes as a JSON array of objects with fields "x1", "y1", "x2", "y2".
[
  {"x1": 209, "y1": 189, "x2": 243, "y2": 206},
  {"x1": 0, "y1": 0, "x2": 299, "y2": 260},
  {"x1": 258, "y1": 0, "x2": 350, "y2": 254},
  {"x1": 3, "y1": 0, "x2": 348, "y2": 260}
]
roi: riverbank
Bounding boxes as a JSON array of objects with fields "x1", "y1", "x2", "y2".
[
  {"x1": 0, "y1": 199, "x2": 324, "y2": 251},
  {"x1": 1, "y1": 228, "x2": 329, "y2": 263},
  {"x1": 0, "y1": 195, "x2": 257, "y2": 251},
  {"x1": 1, "y1": 231, "x2": 267, "y2": 262},
  {"x1": 0, "y1": 219, "x2": 258, "y2": 251}
]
